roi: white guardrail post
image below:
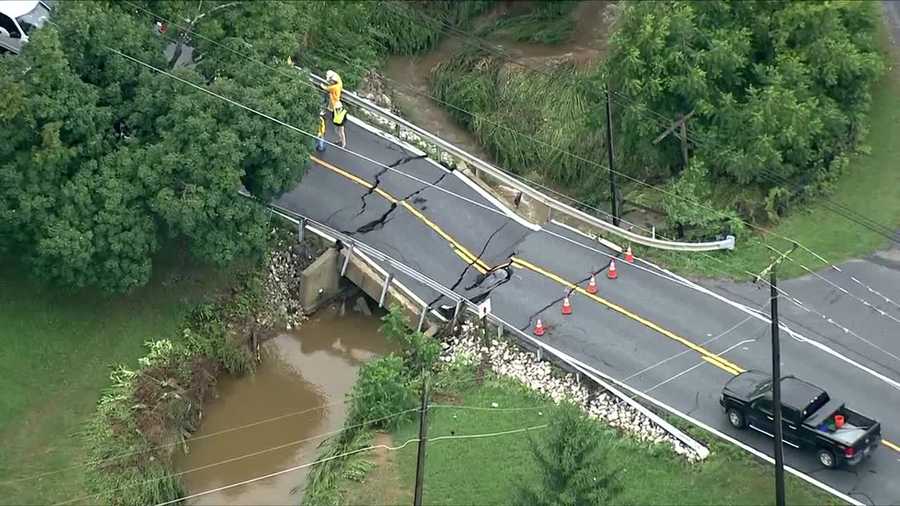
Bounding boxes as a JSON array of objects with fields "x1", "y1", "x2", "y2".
[{"x1": 308, "y1": 72, "x2": 735, "y2": 252}]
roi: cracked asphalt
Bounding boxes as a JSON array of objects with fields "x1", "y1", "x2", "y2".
[{"x1": 276, "y1": 120, "x2": 900, "y2": 504}]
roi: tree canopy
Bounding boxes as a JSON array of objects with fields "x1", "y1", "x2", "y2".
[
  {"x1": 1, "y1": 0, "x2": 494, "y2": 291},
  {"x1": 515, "y1": 403, "x2": 621, "y2": 506},
  {"x1": 606, "y1": 0, "x2": 883, "y2": 232}
]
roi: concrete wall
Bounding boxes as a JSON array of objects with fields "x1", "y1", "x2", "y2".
[
  {"x1": 300, "y1": 244, "x2": 436, "y2": 332},
  {"x1": 299, "y1": 247, "x2": 341, "y2": 312},
  {"x1": 341, "y1": 251, "x2": 424, "y2": 326}
]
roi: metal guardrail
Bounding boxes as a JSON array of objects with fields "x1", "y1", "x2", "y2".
[
  {"x1": 309, "y1": 72, "x2": 735, "y2": 252},
  {"x1": 264, "y1": 202, "x2": 709, "y2": 459}
]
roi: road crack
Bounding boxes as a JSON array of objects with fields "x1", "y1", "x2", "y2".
[{"x1": 355, "y1": 154, "x2": 427, "y2": 217}]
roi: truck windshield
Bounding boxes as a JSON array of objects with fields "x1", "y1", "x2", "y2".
[{"x1": 17, "y1": 3, "x2": 50, "y2": 36}]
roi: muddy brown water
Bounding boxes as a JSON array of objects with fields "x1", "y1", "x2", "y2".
[
  {"x1": 383, "y1": 0, "x2": 613, "y2": 159},
  {"x1": 174, "y1": 304, "x2": 390, "y2": 505}
]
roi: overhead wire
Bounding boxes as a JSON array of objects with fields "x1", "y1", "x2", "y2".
[
  {"x1": 109, "y1": 8, "x2": 900, "y2": 372},
  {"x1": 53, "y1": 406, "x2": 421, "y2": 506},
  {"x1": 1, "y1": 374, "x2": 484, "y2": 487},
  {"x1": 383, "y1": 3, "x2": 900, "y2": 315},
  {"x1": 109, "y1": 43, "x2": 900, "y2": 364},
  {"x1": 151, "y1": 423, "x2": 548, "y2": 506},
  {"x1": 128, "y1": 0, "x2": 900, "y2": 290}
]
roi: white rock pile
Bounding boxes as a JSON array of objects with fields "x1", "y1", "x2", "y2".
[
  {"x1": 261, "y1": 231, "x2": 317, "y2": 330},
  {"x1": 442, "y1": 322, "x2": 702, "y2": 461}
]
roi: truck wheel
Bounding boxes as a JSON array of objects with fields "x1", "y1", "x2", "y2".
[
  {"x1": 817, "y1": 449, "x2": 837, "y2": 469},
  {"x1": 726, "y1": 408, "x2": 746, "y2": 429}
]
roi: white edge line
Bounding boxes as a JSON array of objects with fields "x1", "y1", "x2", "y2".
[
  {"x1": 349, "y1": 113, "x2": 540, "y2": 231},
  {"x1": 450, "y1": 167, "x2": 541, "y2": 231},
  {"x1": 346, "y1": 115, "x2": 427, "y2": 156},
  {"x1": 550, "y1": 218, "x2": 623, "y2": 253},
  {"x1": 636, "y1": 257, "x2": 900, "y2": 392},
  {"x1": 559, "y1": 352, "x2": 864, "y2": 506},
  {"x1": 277, "y1": 206, "x2": 860, "y2": 505}
]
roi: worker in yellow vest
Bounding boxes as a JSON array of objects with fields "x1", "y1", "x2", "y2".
[{"x1": 321, "y1": 70, "x2": 347, "y2": 148}]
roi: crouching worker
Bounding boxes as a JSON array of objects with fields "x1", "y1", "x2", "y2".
[{"x1": 316, "y1": 111, "x2": 327, "y2": 152}]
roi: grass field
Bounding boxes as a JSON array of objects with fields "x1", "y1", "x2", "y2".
[
  {"x1": 0, "y1": 250, "x2": 237, "y2": 505},
  {"x1": 338, "y1": 376, "x2": 839, "y2": 506},
  {"x1": 650, "y1": 29, "x2": 900, "y2": 280}
]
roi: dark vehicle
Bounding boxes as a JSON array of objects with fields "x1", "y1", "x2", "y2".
[{"x1": 720, "y1": 370, "x2": 881, "y2": 468}]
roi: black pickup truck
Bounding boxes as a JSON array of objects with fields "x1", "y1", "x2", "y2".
[{"x1": 720, "y1": 370, "x2": 881, "y2": 468}]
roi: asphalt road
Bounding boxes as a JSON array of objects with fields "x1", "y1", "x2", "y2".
[{"x1": 276, "y1": 118, "x2": 900, "y2": 504}]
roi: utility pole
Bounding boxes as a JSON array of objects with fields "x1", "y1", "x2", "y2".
[
  {"x1": 769, "y1": 264, "x2": 786, "y2": 506},
  {"x1": 754, "y1": 242, "x2": 798, "y2": 506},
  {"x1": 605, "y1": 88, "x2": 620, "y2": 226},
  {"x1": 653, "y1": 110, "x2": 696, "y2": 170},
  {"x1": 413, "y1": 371, "x2": 429, "y2": 506}
]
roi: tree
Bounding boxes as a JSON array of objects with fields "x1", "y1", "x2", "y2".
[
  {"x1": 516, "y1": 403, "x2": 622, "y2": 506},
  {"x1": 0, "y1": 1, "x2": 317, "y2": 291},
  {"x1": 605, "y1": 0, "x2": 883, "y2": 228}
]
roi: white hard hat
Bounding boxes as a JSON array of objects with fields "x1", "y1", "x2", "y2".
[{"x1": 325, "y1": 70, "x2": 338, "y2": 82}]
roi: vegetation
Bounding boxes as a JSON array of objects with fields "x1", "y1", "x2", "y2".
[
  {"x1": 606, "y1": 0, "x2": 883, "y2": 237},
  {"x1": 647, "y1": 25, "x2": 900, "y2": 279},
  {"x1": 0, "y1": 2, "x2": 318, "y2": 291},
  {"x1": 80, "y1": 267, "x2": 268, "y2": 505},
  {"x1": 0, "y1": 0, "x2": 495, "y2": 293},
  {"x1": 0, "y1": 252, "x2": 238, "y2": 505},
  {"x1": 483, "y1": 1, "x2": 579, "y2": 45},
  {"x1": 515, "y1": 403, "x2": 621, "y2": 506},
  {"x1": 304, "y1": 307, "x2": 441, "y2": 506},
  {"x1": 429, "y1": 1, "x2": 885, "y2": 243},
  {"x1": 431, "y1": 48, "x2": 603, "y2": 199},
  {"x1": 334, "y1": 367, "x2": 841, "y2": 506}
]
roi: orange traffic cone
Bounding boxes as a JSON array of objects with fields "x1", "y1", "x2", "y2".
[
  {"x1": 533, "y1": 319, "x2": 545, "y2": 336},
  {"x1": 586, "y1": 274, "x2": 598, "y2": 294},
  {"x1": 624, "y1": 245, "x2": 634, "y2": 263},
  {"x1": 607, "y1": 259, "x2": 618, "y2": 279},
  {"x1": 562, "y1": 295, "x2": 573, "y2": 315}
]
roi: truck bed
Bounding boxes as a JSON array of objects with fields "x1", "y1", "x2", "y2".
[{"x1": 804, "y1": 401, "x2": 878, "y2": 447}]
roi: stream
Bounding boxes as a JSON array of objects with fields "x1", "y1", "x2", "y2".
[
  {"x1": 382, "y1": 0, "x2": 613, "y2": 162},
  {"x1": 174, "y1": 303, "x2": 390, "y2": 505}
]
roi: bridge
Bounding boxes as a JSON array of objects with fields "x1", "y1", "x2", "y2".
[{"x1": 267, "y1": 79, "x2": 900, "y2": 505}]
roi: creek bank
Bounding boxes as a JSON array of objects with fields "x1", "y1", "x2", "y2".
[
  {"x1": 174, "y1": 304, "x2": 391, "y2": 505},
  {"x1": 313, "y1": 315, "x2": 839, "y2": 506},
  {"x1": 80, "y1": 226, "x2": 337, "y2": 506},
  {"x1": 302, "y1": 311, "x2": 706, "y2": 506}
]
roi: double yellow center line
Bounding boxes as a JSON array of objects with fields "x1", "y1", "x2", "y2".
[
  {"x1": 510, "y1": 257, "x2": 745, "y2": 375},
  {"x1": 312, "y1": 156, "x2": 490, "y2": 274},
  {"x1": 312, "y1": 154, "x2": 740, "y2": 374},
  {"x1": 311, "y1": 154, "x2": 900, "y2": 455}
]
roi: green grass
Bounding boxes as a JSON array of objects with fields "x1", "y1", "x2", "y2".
[
  {"x1": 338, "y1": 375, "x2": 840, "y2": 505},
  {"x1": 647, "y1": 32, "x2": 900, "y2": 280},
  {"x1": 0, "y1": 250, "x2": 237, "y2": 505}
]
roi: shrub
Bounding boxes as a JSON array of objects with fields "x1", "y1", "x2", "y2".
[
  {"x1": 379, "y1": 307, "x2": 441, "y2": 373},
  {"x1": 347, "y1": 355, "x2": 416, "y2": 430},
  {"x1": 515, "y1": 403, "x2": 622, "y2": 506}
]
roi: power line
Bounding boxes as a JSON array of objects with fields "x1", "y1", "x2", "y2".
[
  {"x1": 108, "y1": 40, "x2": 899, "y2": 375},
  {"x1": 129, "y1": 0, "x2": 899, "y2": 307},
  {"x1": 105, "y1": 46, "x2": 524, "y2": 226},
  {"x1": 2, "y1": 374, "x2": 485, "y2": 487},
  {"x1": 152, "y1": 423, "x2": 548, "y2": 506},
  {"x1": 53, "y1": 407, "x2": 421, "y2": 506},
  {"x1": 316, "y1": 43, "x2": 900, "y2": 322},
  {"x1": 121, "y1": 0, "x2": 752, "y2": 241},
  {"x1": 394, "y1": 2, "x2": 900, "y2": 243}
]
